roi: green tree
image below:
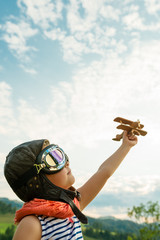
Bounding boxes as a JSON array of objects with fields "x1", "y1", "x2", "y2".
[
  {"x1": 128, "y1": 201, "x2": 160, "y2": 240},
  {"x1": 0, "y1": 201, "x2": 16, "y2": 214},
  {"x1": 0, "y1": 225, "x2": 15, "y2": 240}
]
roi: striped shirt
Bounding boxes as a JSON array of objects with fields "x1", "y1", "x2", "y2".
[{"x1": 38, "y1": 215, "x2": 84, "y2": 240}]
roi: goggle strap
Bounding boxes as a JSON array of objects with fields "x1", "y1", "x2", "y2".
[
  {"x1": 34, "y1": 163, "x2": 45, "y2": 174},
  {"x1": 11, "y1": 164, "x2": 44, "y2": 191},
  {"x1": 59, "y1": 191, "x2": 88, "y2": 224}
]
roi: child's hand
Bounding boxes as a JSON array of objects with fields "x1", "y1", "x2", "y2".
[{"x1": 122, "y1": 130, "x2": 138, "y2": 148}]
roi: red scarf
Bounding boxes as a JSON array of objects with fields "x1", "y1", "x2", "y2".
[{"x1": 15, "y1": 198, "x2": 80, "y2": 224}]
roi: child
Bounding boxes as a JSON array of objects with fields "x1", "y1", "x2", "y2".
[{"x1": 4, "y1": 130, "x2": 138, "y2": 240}]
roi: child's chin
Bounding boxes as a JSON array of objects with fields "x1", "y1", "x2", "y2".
[{"x1": 70, "y1": 175, "x2": 76, "y2": 186}]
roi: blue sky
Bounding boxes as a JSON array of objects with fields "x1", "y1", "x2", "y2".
[{"x1": 0, "y1": 0, "x2": 160, "y2": 219}]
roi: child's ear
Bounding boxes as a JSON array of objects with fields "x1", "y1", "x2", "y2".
[{"x1": 42, "y1": 139, "x2": 50, "y2": 150}]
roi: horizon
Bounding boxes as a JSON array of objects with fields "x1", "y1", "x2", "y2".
[
  {"x1": 1, "y1": 0, "x2": 160, "y2": 220},
  {"x1": 0, "y1": 195, "x2": 158, "y2": 223},
  {"x1": 0, "y1": 196, "x2": 147, "y2": 222}
]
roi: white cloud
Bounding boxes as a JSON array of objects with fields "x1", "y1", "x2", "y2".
[
  {"x1": 17, "y1": 0, "x2": 64, "y2": 29},
  {"x1": 84, "y1": 205, "x2": 130, "y2": 219},
  {"x1": 67, "y1": 0, "x2": 86, "y2": 34},
  {"x1": 123, "y1": 11, "x2": 146, "y2": 31},
  {"x1": 83, "y1": 174, "x2": 160, "y2": 218},
  {"x1": 1, "y1": 0, "x2": 160, "y2": 67},
  {"x1": 1, "y1": 39, "x2": 160, "y2": 146},
  {"x1": 81, "y1": 0, "x2": 105, "y2": 21},
  {"x1": 19, "y1": 64, "x2": 37, "y2": 74},
  {"x1": 61, "y1": 36, "x2": 88, "y2": 63},
  {"x1": 0, "y1": 82, "x2": 17, "y2": 135},
  {"x1": 1, "y1": 20, "x2": 38, "y2": 61},
  {"x1": 1, "y1": 0, "x2": 160, "y2": 216},
  {"x1": 0, "y1": 176, "x2": 18, "y2": 201},
  {"x1": 123, "y1": 3, "x2": 160, "y2": 31},
  {"x1": 145, "y1": 0, "x2": 160, "y2": 15},
  {"x1": 100, "y1": 5, "x2": 121, "y2": 21},
  {"x1": 0, "y1": 153, "x2": 6, "y2": 166},
  {"x1": 1, "y1": 0, "x2": 64, "y2": 70},
  {"x1": 56, "y1": 1, "x2": 120, "y2": 62},
  {"x1": 45, "y1": 22, "x2": 117, "y2": 63},
  {"x1": 16, "y1": 99, "x2": 49, "y2": 138},
  {"x1": 44, "y1": 28, "x2": 66, "y2": 41},
  {"x1": 123, "y1": 0, "x2": 134, "y2": 4},
  {"x1": 2, "y1": 0, "x2": 121, "y2": 64},
  {"x1": 105, "y1": 175, "x2": 160, "y2": 195}
]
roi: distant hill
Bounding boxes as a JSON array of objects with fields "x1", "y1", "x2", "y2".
[
  {"x1": 0, "y1": 198, "x2": 141, "y2": 234},
  {"x1": 87, "y1": 216, "x2": 141, "y2": 234},
  {"x1": 0, "y1": 198, "x2": 23, "y2": 211}
]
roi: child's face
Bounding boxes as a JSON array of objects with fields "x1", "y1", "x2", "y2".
[{"x1": 45, "y1": 160, "x2": 75, "y2": 189}]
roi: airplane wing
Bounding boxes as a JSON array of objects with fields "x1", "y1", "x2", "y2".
[{"x1": 114, "y1": 117, "x2": 144, "y2": 129}]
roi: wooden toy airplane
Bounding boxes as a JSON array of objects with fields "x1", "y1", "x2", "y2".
[{"x1": 112, "y1": 117, "x2": 147, "y2": 141}]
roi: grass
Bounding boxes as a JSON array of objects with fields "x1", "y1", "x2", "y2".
[
  {"x1": 83, "y1": 236, "x2": 96, "y2": 240},
  {"x1": 0, "y1": 213, "x2": 15, "y2": 223},
  {"x1": 0, "y1": 214, "x2": 15, "y2": 234}
]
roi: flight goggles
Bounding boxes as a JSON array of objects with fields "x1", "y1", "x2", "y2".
[
  {"x1": 36, "y1": 144, "x2": 68, "y2": 174},
  {"x1": 11, "y1": 144, "x2": 68, "y2": 190}
]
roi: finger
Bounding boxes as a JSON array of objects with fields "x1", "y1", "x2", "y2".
[
  {"x1": 129, "y1": 135, "x2": 138, "y2": 141},
  {"x1": 123, "y1": 130, "x2": 128, "y2": 137},
  {"x1": 128, "y1": 133, "x2": 135, "y2": 138}
]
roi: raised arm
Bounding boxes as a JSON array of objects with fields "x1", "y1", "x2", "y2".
[{"x1": 78, "y1": 131, "x2": 138, "y2": 210}]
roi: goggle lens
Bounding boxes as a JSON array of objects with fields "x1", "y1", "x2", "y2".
[
  {"x1": 36, "y1": 145, "x2": 68, "y2": 174},
  {"x1": 46, "y1": 148, "x2": 64, "y2": 167}
]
